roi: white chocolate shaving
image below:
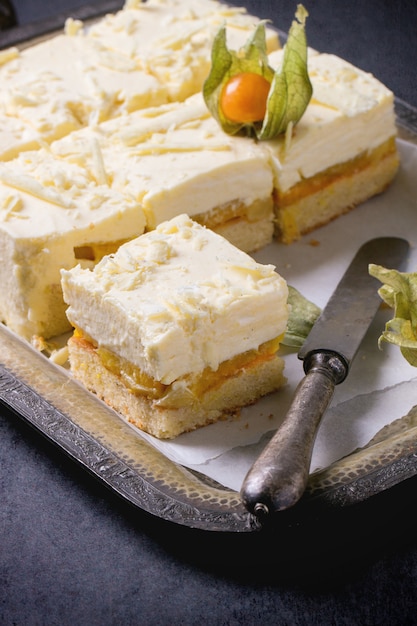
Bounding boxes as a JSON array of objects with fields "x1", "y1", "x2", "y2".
[{"x1": 0, "y1": 166, "x2": 70, "y2": 208}]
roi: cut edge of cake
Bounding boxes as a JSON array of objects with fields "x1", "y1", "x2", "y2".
[{"x1": 67, "y1": 333, "x2": 286, "y2": 439}]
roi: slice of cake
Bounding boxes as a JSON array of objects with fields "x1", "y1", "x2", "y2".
[
  {"x1": 0, "y1": 33, "x2": 169, "y2": 161},
  {"x1": 266, "y1": 50, "x2": 399, "y2": 243},
  {"x1": 61, "y1": 214, "x2": 288, "y2": 439},
  {"x1": 51, "y1": 93, "x2": 275, "y2": 253},
  {"x1": 0, "y1": 149, "x2": 146, "y2": 340}
]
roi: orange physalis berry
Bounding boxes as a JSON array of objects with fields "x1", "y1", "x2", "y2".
[{"x1": 220, "y1": 72, "x2": 271, "y2": 124}]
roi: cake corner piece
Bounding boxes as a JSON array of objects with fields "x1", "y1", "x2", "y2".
[{"x1": 267, "y1": 49, "x2": 400, "y2": 244}]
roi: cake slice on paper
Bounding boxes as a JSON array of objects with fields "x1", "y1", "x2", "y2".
[{"x1": 61, "y1": 214, "x2": 289, "y2": 439}]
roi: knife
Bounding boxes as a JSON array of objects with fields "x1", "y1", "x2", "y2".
[{"x1": 240, "y1": 237, "x2": 410, "y2": 516}]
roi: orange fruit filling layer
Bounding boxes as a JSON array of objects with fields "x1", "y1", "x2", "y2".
[
  {"x1": 74, "y1": 329, "x2": 282, "y2": 401},
  {"x1": 274, "y1": 137, "x2": 397, "y2": 209}
]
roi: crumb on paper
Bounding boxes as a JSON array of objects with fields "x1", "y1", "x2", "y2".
[
  {"x1": 31, "y1": 335, "x2": 50, "y2": 352},
  {"x1": 309, "y1": 239, "x2": 321, "y2": 247},
  {"x1": 49, "y1": 345, "x2": 69, "y2": 367},
  {"x1": 31, "y1": 333, "x2": 70, "y2": 367},
  {"x1": 231, "y1": 408, "x2": 242, "y2": 421}
]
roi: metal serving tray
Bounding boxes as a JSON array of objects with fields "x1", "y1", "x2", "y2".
[{"x1": 2, "y1": 4, "x2": 417, "y2": 536}]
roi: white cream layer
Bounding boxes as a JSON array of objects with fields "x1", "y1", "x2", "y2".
[
  {"x1": 0, "y1": 112, "x2": 42, "y2": 162},
  {"x1": 61, "y1": 214, "x2": 289, "y2": 384}
]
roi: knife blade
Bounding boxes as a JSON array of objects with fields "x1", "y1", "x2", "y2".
[{"x1": 240, "y1": 237, "x2": 410, "y2": 516}]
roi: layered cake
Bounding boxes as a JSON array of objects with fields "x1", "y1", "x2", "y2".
[
  {"x1": 50, "y1": 46, "x2": 399, "y2": 249},
  {"x1": 51, "y1": 93, "x2": 275, "y2": 254},
  {"x1": 266, "y1": 49, "x2": 399, "y2": 243},
  {"x1": 0, "y1": 149, "x2": 146, "y2": 340},
  {"x1": 61, "y1": 215, "x2": 289, "y2": 438}
]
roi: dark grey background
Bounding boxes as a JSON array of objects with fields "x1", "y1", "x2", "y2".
[{"x1": 1, "y1": 2, "x2": 417, "y2": 624}]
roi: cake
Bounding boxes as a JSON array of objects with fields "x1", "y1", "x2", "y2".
[
  {"x1": 0, "y1": 0, "x2": 400, "y2": 346},
  {"x1": 86, "y1": 0, "x2": 280, "y2": 103},
  {"x1": 50, "y1": 46, "x2": 399, "y2": 250},
  {"x1": 0, "y1": 36, "x2": 168, "y2": 162},
  {"x1": 50, "y1": 93, "x2": 275, "y2": 254},
  {"x1": 0, "y1": 149, "x2": 146, "y2": 340},
  {"x1": 0, "y1": 0, "x2": 278, "y2": 340},
  {"x1": 0, "y1": 91, "x2": 274, "y2": 340},
  {"x1": 0, "y1": 0, "x2": 279, "y2": 161},
  {"x1": 266, "y1": 49, "x2": 399, "y2": 243},
  {"x1": 61, "y1": 214, "x2": 289, "y2": 438}
]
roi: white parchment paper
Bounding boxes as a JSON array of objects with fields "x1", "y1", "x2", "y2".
[{"x1": 133, "y1": 139, "x2": 417, "y2": 490}]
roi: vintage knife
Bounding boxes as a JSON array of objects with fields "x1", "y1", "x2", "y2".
[{"x1": 241, "y1": 237, "x2": 410, "y2": 516}]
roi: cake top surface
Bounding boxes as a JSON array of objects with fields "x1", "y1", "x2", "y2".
[
  {"x1": 61, "y1": 214, "x2": 289, "y2": 383},
  {"x1": 0, "y1": 149, "x2": 146, "y2": 239},
  {"x1": 88, "y1": 0, "x2": 279, "y2": 59},
  {"x1": 51, "y1": 94, "x2": 274, "y2": 228},
  {"x1": 0, "y1": 34, "x2": 168, "y2": 135},
  {"x1": 0, "y1": 0, "x2": 279, "y2": 162}
]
